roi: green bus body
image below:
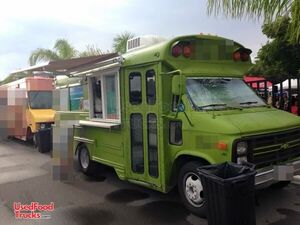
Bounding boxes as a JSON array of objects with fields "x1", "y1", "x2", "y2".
[{"x1": 72, "y1": 34, "x2": 300, "y2": 194}]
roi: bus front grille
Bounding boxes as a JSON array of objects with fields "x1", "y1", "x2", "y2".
[{"x1": 247, "y1": 128, "x2": 300, "y2": 168}]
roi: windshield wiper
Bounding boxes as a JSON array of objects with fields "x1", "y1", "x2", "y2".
[
  {"x1": 199, "y1": 103, "x2": 227, "y2": 109},
  {"x1": 197, "y1": 103, "x2": 243, "y2": 111},
  {"x1": 239, "y1": 101, "x2": 258, "y2": 105}
]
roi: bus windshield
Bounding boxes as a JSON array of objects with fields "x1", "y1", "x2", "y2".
[
  {"x1": 28, "y1": 91, "x2": 52, "y2": 109},
  {"x1": 186, "y1": 78, "x2": 266, "y2": 110}
]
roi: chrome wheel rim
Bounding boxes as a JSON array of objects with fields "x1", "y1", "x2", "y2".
[
  {"x1": 183, "y1": 172, "x2": 204, "y2": 207},
  {"x1": 80, "y1": 148, "x2": 90, "y2": 169}
]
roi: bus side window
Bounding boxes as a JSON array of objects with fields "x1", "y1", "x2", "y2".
[
  {"x1": 130, "y1": 113, "x2": 144, "y2": 173},
  {"x1": 129, "y1": 72, "x2": 142, "y2": 105},
  {"x1": 146, "y1": 70, "x2": 156, "y2": 105},
  {"x1": 147, "y1": 113, "x2": 158, "y2": 177},
  {"x1": 169, "y1": 121, "x2": 182, "y2": 145}
]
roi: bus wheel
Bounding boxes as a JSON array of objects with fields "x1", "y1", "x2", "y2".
[
  {"x1": 178, "y1": 161, "x2": 207, "y2": 218},
  {"x1": 78, "y1": 145, "x2": 95, "y2": 176},
  {"x1": 272, "y1": 181, "x2": 291, "y2": 189}
]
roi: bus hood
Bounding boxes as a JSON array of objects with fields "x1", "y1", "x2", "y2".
[
  {"x1": 28, "y1": 109, "x2": 55, "y2": 123},
  {"x1": 192, "y1": 108, "x2": 300, "y2": 136}
]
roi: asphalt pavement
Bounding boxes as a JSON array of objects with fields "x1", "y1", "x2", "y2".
[{"x1": 0, "y1": 138, "x2": 299, "y2": 225}]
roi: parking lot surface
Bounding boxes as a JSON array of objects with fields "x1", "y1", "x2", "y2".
[{"x1": 0, "y1": 139, "x2": 299, "y2": 225}]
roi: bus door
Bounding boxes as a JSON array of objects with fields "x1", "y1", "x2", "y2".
[{"x1": 125, "y1": 65, "x2": 161, "y2": 188}]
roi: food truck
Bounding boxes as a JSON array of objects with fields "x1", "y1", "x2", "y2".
[
  {"x1": 68, "y1": 34, "x2": 300, "y2": 216},
  {"x1": 0, "y1": 76, "x2": 55, "y2": 152}
]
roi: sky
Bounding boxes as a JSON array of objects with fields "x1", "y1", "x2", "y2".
[{"x1": 0, "y1": 0, "x2": 268, "y2": 80}]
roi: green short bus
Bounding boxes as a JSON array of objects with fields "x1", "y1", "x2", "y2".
[{"x1": 71, "y1": 34, "x2": 300, "y2": 216}]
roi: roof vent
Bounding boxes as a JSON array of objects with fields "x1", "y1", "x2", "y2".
[{"x1": 126, "y1": 35, "x2": 167, "y2": 53}]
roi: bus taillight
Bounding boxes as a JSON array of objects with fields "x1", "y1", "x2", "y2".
[
  {"x1": 172, "y1": 44, "x2": 182, "y2": 57},
  {"x1": 183, "y1": 46, "x2": 192, "y2": 58},
  {"x1": 233, "y1": 52, "x2": 241, "y2": 61},
  {"x1": 233, "y1": 47, "x2": 252, "y2": 62},
  {"x1": 172, "y1": 42, "x2": 192, "y2": 58},
  {"x1": 241, "y1": 52, "x2": 250, "y2": 61}
]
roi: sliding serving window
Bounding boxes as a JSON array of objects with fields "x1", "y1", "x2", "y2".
[{"x1": 89, "y1": 71, "x2": 120, "y2": 122}]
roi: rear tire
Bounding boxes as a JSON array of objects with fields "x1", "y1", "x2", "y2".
[
  {"x1": 78, "y1": 145, "x2": 96, "y2": 176},
  {"x1": 272, "y1": 181, "x2": 291, "y2": 189},
  {"x1": 178, "y1": 161, "x2": 207, "y2": 217}
]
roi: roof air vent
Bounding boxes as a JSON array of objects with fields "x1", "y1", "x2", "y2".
[{"x1": 126, "y1": 35, "x2": 167, "y2": 53}]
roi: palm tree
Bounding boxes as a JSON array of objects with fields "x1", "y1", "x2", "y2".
[
  {"x1": 112, "y1": 31, "x2": 135, "y2": 54},
  {"x1": 207, "y1": 0, "x2": 300, "y2": 43},
  {"x1": 29, "y1": 39, "x2": 77, "y2": 66},
  {"x1": 79, "y1": 44, "x2": 103, "y2": 57}
]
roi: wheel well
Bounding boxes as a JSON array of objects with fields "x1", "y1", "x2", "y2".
[
  {"x1": 26, "y1": 126, "x2": 33, "y2": 139},
  {"x1": 75, "y1": 142, "x2": 85, "y2": 155},
  {"x1": 170, "y1": 155, "x2": 210, "y2": 188}
]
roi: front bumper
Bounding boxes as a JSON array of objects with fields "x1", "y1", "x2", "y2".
[{"x1": 255, "y1": 159, "x2": 300, "y2": 187}]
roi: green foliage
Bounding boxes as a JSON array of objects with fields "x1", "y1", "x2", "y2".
[
  {"x1": 28, "y1": 39, "x2": 104, "y2": 66},
  {"x1": 2, "y1": 39, "x2": 105, "y2": 84},
  {"x1": 53, "y1": 39, "x2": 78, "y2": 59},
  {"x1": 289, "y1": 0, "x2": 300, "y2": 43},
  {"x1": 112, "y1": 31, "x2": 135, "y2": 54},
  {"x1": 29, "y1": 48, "x2": 60, "y2": 66},
  {"x1": 249, "y1": 16, "x2": 300, "y2": 82},
  {"x1": 0, "y1": 72, "x2": 27, "y2": 85},
  {"x1": 207, "y1": 0, "x2": 300, "y2": 44},
  {"x1": 29, "y1": 39, "x2": 77, "y2": 66}
]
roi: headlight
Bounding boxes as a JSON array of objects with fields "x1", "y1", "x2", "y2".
[
  {"x1": 40, "y1": 123, "x2": 46, "y2": 129},
  {"x1": 236, "y1": 141, "x2": 247, "y2": 155}
]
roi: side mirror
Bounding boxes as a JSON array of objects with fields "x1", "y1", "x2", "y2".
[{"x1": 172, "y1": 75, "x2": 186, "y2": 96}]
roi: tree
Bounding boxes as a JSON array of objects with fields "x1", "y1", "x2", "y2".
[
  {"x1": 0, "y1": 39, "x2": 106, "y2": 85},
  {"x1": 79, "y1": 44, "x2": 103, "y2": 57},
  {"x1": 0, "y1": 72, "x2": 27, "y2": 85},
  {"x1": 112, "y1": 31, "x2": 135, "y2": 54},
  {"x1": 249, "y1": 16, "x2": 300, "y2": 82},
  {"x1": 207, "y1": 0, "x2": 300, "y2": 43},
  {"x1": 29, "y1": 39, "x2": 104, "y2": 66},
  {"x1": 29, "y1": 39, "x2": 77, "y2": 66}
]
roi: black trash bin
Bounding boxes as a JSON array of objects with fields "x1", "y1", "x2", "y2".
[
  {"x1": 36, "y1": 128, "x2": 52, "y2": 153},
  {"x1": 198, "y1": 162, "x2": 256, "y2": 225}
]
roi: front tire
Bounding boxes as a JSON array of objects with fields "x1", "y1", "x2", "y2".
[
  {"x1": 178, "y1": 161, "x2": 207, "y2": 217},
  {"x1": 78, "y1": 145, "x2": 95, "y2": 176}
]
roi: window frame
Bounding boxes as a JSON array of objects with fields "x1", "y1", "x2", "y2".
[{"x1": 88, "y1": 68, "x2": 121, "y2": 123}]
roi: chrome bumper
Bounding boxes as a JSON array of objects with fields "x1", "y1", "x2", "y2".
[{"x1": 255, "y1": 160, "x2": 300, "y2": 187}]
